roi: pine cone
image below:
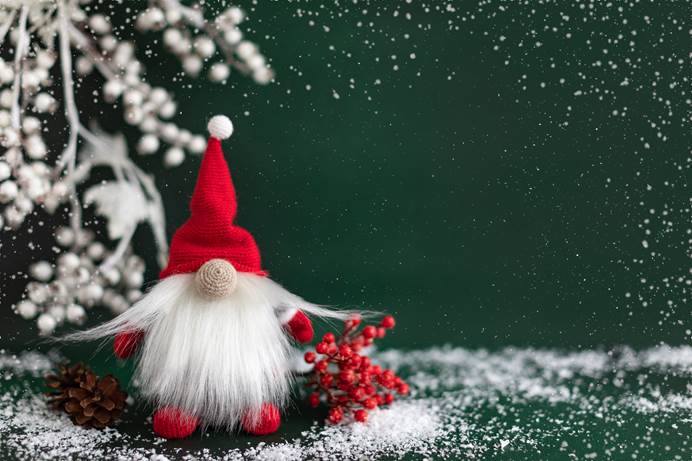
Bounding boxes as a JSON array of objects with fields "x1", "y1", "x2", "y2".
[{"x1": 45, "y1": 362, "x2": 127, "y2": 428}]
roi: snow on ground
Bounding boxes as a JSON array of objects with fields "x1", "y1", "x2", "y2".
[{"x1": 1, "y1": 345, "x2": 690, "y2": 460}]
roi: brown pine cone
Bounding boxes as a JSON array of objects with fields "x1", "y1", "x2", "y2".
[{"x1": 45, "y1": 362, "x2": 127, "y2": 429}]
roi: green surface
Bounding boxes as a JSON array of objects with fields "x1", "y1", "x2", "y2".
[
  {"x1": 2, "y1": 345, "x2": 691, "y2": 460},
  {"x1": 0, "y1": 1, "x2": 689, "y2": 460}
]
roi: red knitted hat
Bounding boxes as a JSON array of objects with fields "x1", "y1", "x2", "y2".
[{"x1": 159, "y1": 115, "x2": 265, "y2": 279}]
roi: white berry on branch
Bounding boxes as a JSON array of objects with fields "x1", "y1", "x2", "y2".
[{"x1": 0, "y1": 1, "x2": 275, "y2": 333}]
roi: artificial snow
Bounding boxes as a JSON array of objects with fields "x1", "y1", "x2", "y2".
[{"x1": 1, "y1": 345, "x2": 690, "y2": 460}]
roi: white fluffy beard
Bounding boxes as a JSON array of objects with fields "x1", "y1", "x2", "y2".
[{"x1": 69, "y1": 273, "x2": 344, "y2": 430}]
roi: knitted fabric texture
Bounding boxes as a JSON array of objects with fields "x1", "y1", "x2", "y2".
[
  {"x1": 153, "y1": 407, "x2": 199, "y2": 439},
  {"x1": 195, "y1": 259, "x2": 238, "y2": 298},
  {"x1": 159, "y1": 137, "x2": 265, "y2": 278},
  {"x1": 241, "y1": 403, "x2": 281, "y2": 436}
]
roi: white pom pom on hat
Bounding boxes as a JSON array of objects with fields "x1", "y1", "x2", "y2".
[{"x1": 207, "y1": 115, "x2": 234, "y2": 139}]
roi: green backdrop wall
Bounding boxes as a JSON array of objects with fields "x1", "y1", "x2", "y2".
[{"x1": 1, "y1": 1, "x2": 688, "y2": 350}]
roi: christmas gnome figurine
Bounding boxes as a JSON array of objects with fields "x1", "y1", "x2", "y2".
[{"x1": 71, "y1": 115, "x2": 347, "y2": 439}]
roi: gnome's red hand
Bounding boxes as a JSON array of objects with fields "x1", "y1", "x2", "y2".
[
  {"x1": 286, "y1": 311, "x2": 314, "y2": 344},
  {"x1": 114, "y1": 330, "x2": 145, "y2": 359}
]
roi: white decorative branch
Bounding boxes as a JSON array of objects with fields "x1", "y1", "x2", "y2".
[{"x1": 0, "y1": 0, "x2": 274, "y2": 334}]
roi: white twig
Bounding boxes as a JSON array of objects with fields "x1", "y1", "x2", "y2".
[
  {"x1": 0, "y1": 8, "x2": 17, "y2": 47},
  {"x1": 100, "y1": 223, "x2": 136, "y2": 271},
  {"x1": 10, "y1": 6, "x2": 28, "y2": 130},
  {"x1": 57, "y1": 0, "x2": 83, "y2": 236}
]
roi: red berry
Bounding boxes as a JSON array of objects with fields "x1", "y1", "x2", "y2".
[
  {"x1": 354, "y1": 409, "x2": 368, "y2": 422},
  {"x1": 328, "y1": 407, "x2": 343, "y2": 424},
  {"x1": 349, "y1": 387, "x2": 365, "y2": 401},
  {"x1": 376, "y1": 394, "x2": 385, "y2": 405},
  {"x1": 320, "y1": 374, "x2": 333, "y2": 386},
  {"x1": 370, "y1": 365, "x2": 382, "y2": 375},
  {"x1": 347, "y1": 355, "x2": 362, "y2": 368},
  {"x1": 362, "y1": 326, "x2": 377, "y2": 339},
  {"x1": 304, "y1": 351, "x2": 316, "y2": 363},
  {"x1": 380, "y1": 315, "x2": 395, "y2": 329},
  {"x1": 397, "y1": 383, "x2": 410, "y2": 395},
  {"x1": 364, "y1": 397, "x2": 378, "y2": 409},
  {"x1": 384, "y1": 393, "x2": 395, "y2": 404},
  {"x1": 315, "y1": 342, "x2": 329, "y2": 354},
  {"x1": 360, "y1": 357, "x2": 371, "y2": 369},
  {"x1": 364, "y1": 384, "x2": 376, "y2": 395},
  {"x1": 327, "y1": 343, "x2": 338, "y2": 355},
  {"x1": 323, "y1": 332, "x2": 336, "y2": 343},
  {"x1": 315, "y1": 360, "x2": 328, "y2": 373},
  {"x1": 309, "y1": 392, "x2": 320, "y2": 407},
  {"x1": 377, "y1": 327, "x2": 386, "y2": 338},
  {"x1": 348, "y1": 315, "x2": 362, "y2": 327},
  {"x1": 338, "y1": 369, "x2": 354, "y2": 384},
  {"x1": 338, "y1": 344, "x2": 352, "y2": 358}
]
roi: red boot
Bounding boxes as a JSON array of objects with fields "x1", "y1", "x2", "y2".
[
  {"x1": 241, "y1": 403, "x2": 281, "y2": 435},
  {"x1": 153, "y1": 407, "x2": 199, "y2": 439}
]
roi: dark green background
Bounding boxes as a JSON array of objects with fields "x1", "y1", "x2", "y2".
[{"x1": 1, "y1": 0, "x2": 689, "y2": 350}]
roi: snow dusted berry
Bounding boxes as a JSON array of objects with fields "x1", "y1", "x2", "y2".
[
  {"x1": 66, "y1": 304, "x2": 86, "y2": 325},
  {"x1": 125, "y1": 106, "x2": 144, "y2": 125},
  {"x1": 103, "y1": 80, "x2": 125, "y2": 101},
  {"x1": 22, "y1": 116, "x2": 41, "y2": 134},
  {"x1": 55, "y1": 227, "x2": 75, "y2": 247},
  {"x1": 123, "y1": 89, "x2": 144, "y2": 106},
  {"x1": 247, "y1": 54, "x2": 266, "y2": 71},
  {"x1": 78, "y1": 284, "x2": 104, "y2": 307},
  {"x1": 33, "y1": 93, "x2": 56, "y2": 113},
  {"x1": 16, "y1": 300, "x2": 38, "y2": 319},
  {"x1": 124, "y1": 271, "x2": 144, "y2": 289},
  {"x1": 164, "y1": 147, "x2": 185, "y2": 167},
  {"x1": 37, "y1": 313, "x2": 57, "y2": 335},
  {"x1": 58, "y1": 252, "x2": 80, "y2": 272},
  {"x1": 30, "y1": 261, "x2": 53, "y2": 282},
  {"x1": 236, "y1": 41, "x2": 257, "y2": 60},
  {"x1": 224, "y1": 28, "x2": 243, "y2": 45},
  {"x1": 0, "y1": 180, "x2": 17, "y2": 202},
  {"x1": 253, "y1": 67, "x2": 273, "y2": 85},
  {"x1": 182, "y1": 55, "x2": 203, "y2": 77},
  {"x1": 0, "y1": 162, "x2": 10, "y2": 182},
  {"x1": 24, "y1": 135, "x2": 47, "y2": 159},
  {"x1": 209, "y1": 63, "x2": 230, "y2": 82},
  {"x1": 76, "y1": 56, "x2": 94, "y2": 75},
  {"x1": 159, "y1": 101, "x2": 177, "y2": 119},
  {"x1": 89, "y1": 14, "x2": 111, "y2": 35},
  {"x1": 47, "y1": 305, "x2": 66, "y2": 323},
  {"x1": 149, "y1": 87, "x2": 168, "y2": 106},
  {"x1": 137, "y1": 134, "x2": 160, "y2": 155},
  {"x1": 189, "y1": 135, "x2": 207, "y2": 154},
  {"x1": 194, "y1": 36, "x2": 216, "y2": 58},
  {"x1": 226, "y1": 7, "x2": 245, "y2": 24}
]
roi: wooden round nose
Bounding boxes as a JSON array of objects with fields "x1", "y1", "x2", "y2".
[{"x1": 195, "y1": 259, "x2": 237, "y2": 299}]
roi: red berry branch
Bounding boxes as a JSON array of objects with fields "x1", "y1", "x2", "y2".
[{"x1": 304, "y1": 315, "x2": 409, "y2": 424}]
